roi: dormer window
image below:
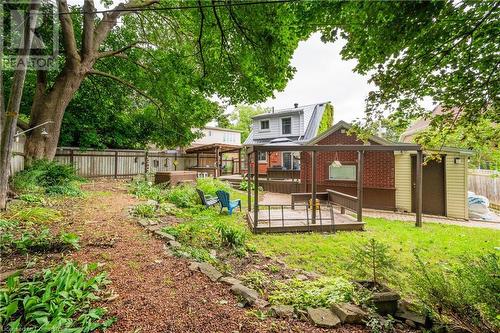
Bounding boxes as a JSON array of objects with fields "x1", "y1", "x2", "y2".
[
  {"x1": 260, "y1": 120, "x2": 269, "y2": 130},
  {"x1": 281, "y1": 117, "x2": 291, "y2": 135}
]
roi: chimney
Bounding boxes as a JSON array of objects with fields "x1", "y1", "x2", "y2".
[{"x1": 294, "y1": 103, "x2": 299, "y2": 108}]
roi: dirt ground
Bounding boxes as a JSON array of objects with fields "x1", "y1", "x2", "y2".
[{"x1": 64, "y1": 180, "x2": 367, "y2": 333}]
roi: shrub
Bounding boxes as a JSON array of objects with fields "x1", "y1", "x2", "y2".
[
  {"x1": 12, "y1": 160, "x2": 83, "y2": 196},
  {"x1": 196, "y1": 177, "x2": 231, "y2": 195},
  {"x1": 269, "y1": 277, "x2": 356, "y2": 310},
  {"x1": 0, "y1": 262, "x2": 114, "y2": 332},
  {"x1": 411, "y1": 253, "x2": 499, "y2": 333},
  {"x1": 133, "y1": 204, "x2": 156, "y2": 218},
  {"x1": 18, "y1": 194, "x2": 45, "y2": 205},
  {"x1": 349, "y1": 238, "x2": 395, "y2": 285},
  {"x1": 215, "y1": 221, "x2": 247, "y2": 248},
  {"x1": 165, "y1": 184, "x2": 198, "y2": 208},
  {"x1": 0, "y1": 228, "x2": 80, "y2": 254},
  {"x1": 129, "y1": 179, "x2": 167, "y2": 203},
  {"x1": 241, "y1": 271, "x2": 268, "y2": 294}
]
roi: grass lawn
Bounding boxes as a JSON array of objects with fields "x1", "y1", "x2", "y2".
[{"x1": 249, "y1": 217, "x2": 499, "y2": 295}]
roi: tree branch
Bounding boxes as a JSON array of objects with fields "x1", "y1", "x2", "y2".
[
  {"x1": 97, "y1": 41, "x2": 149, "y2": 58},
  {"x1": 58, "y1": 0, "x2": 80, "y2": 64},
  {"x1": 87, "y1": 70, "x2": 159, "y2": 107},
  {"x1": 82, "y1": 0, "x2": 96, "y2": 58},
  {"x1": 197, "y1": 0, "x2": 207, "y2": 77},
  {"x1": 93, "y1": 0, "x2": 159, "y2": 52}
]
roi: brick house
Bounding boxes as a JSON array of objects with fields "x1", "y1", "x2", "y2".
[
  {"x1": 300, "y1": 120, "x2": 471, "y2": 218},
  {"x1": 300, "y1": 121, "x2": 396, "y2": 210}
]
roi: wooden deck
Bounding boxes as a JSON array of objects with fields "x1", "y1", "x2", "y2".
[{"x1": 247, "y1": 205, "x2": 365, "y2": 233}]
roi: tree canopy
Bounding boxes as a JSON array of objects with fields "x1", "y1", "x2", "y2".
[{"x1": 313, "y1": 1, "x2": 498, "y2": 159}]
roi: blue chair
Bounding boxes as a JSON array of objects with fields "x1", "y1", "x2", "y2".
[{"x1": 216, "y1": 190, "x2": 241, "y2": 215}]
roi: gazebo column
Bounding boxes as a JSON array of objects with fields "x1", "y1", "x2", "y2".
[
  {"x1": 253, "y1": 149, "x2": 259, "y2": 228},
  {"x1": 357, "y1": 151, "x2": 364, "y2": 222},
  {"x1": 415, "y1": 150, "x2": 423, "y2": 227},
  {"x1": 215, "y1": 146, "x2": 220, "y2": 178},
  {"x1": 238, "y1": 148, "x2": 242, "y2": 175},
  {"x1": 247, "y1": 151, "x2": 252, "y2": 212},
  {"x1": 311, "y1": 150, "x2": 317, "y2": 224}
]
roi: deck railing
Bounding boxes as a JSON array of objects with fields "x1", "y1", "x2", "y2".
[
  {"x1": 327, "y1": 190, "x2": 358, "y2": 214},
  {"x1": 252, "y1": 203, "x2": 336, "y2": 233}
]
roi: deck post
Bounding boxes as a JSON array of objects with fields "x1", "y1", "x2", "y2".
[
  {"x1": 238, "y1": 148, "x2": 242, "y2": 174},
  {"x1": 311, "y1": 150, "x2": 317, "y2": 224},
  {"x1": 357, "y1": 151, "x2": 364, "y2": 222},
  {"x1": 415, "y1": 149, "x2": 423, "y2": 227},
  {"x1": 215, "y1": 146, "x2": 220, "y2": 178},
  {"x1": 196, "y1": 153, "x2": 199, "y2": 168},
  {"x1": 253, "y1": 148, "x2": 259, "y2": 228},
  {"x1": 247, "y1": 151, "x2": 252, "y2": 212}
]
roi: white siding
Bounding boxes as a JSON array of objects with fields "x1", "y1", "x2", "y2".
[
  {"x1": 394, "y1": 153, "x2": 412, "y2": 212},
  {"x1": 252, "y1": 114, "x2": 301, "y2": 140},
  {"x1": 192, "y1": 128, "x2": 241, "y2": 145},
  {"x1": 446, "y1": 154, "x2": 468, "y2": 219}
]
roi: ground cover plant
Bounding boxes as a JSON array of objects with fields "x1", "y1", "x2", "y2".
[
  {"x1": 11, "y1": 160, "x2": 84, "y2": 197},
  {"x1": 0, "y1": 262, "x2": 114, "y2": 332}
]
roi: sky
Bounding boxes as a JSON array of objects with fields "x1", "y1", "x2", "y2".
[{"x1": 260, "y1": 33, "x2": 375, "y2": 123}]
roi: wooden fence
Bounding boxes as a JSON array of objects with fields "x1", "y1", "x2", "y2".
[
  {"x1": 468, "y1": 169, "x2": 499, "y2": 206},
  {"x1": 53, "y1": 147, "x2": 218, "y2": 178}
]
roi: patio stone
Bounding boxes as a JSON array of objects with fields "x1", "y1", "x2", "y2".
[
  {"x1": 307, "y1": 307, "x2": 341, "y2": 328},
  {"x1": 138, "y1": 219, "x2": 149, "y2": 227},
  {"x1": 331, "y1": 303, "x2": 367, "y2": 324}
]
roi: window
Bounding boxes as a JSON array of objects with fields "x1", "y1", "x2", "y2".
[
  {"x1": 281, "y1": 117, "x2": 291, "y2": 135},
  {"x1": 329, "y1": 164, "x2": 356, "y2": 181},
  {"x1": 260, "y1": 120, "x2": 269, "y2": 130},
  {"x1": 258, "y1": 151, "x2": 267, "y2": 162}
]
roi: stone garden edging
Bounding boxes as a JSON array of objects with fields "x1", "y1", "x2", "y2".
[{"x1": 128, "y1": 203, "x2": 427, "y2": 331}]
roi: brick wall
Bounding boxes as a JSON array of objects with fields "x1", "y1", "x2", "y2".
[{"x1": 300, "y1": 129, "x2": 396, "y2": 209}]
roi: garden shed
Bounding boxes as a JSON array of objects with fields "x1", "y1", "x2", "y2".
[{"x1": 302, "y1": 121, "x2": 472, "y2": 219}]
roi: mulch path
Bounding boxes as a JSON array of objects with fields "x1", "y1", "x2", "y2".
[{"x1": 67, "y1": 180, "x2": 368, "y2": 333}]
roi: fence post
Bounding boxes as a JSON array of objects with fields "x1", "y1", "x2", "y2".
[
  {"x1": 69, "y1": 149, "x2": 74, "y2": 167},
  {"x1": 144, "y1": 150, "x2": 149, "y2": 175},
  {"x1": 114, "y1": 151, "x2": 118, "y2": 179}
]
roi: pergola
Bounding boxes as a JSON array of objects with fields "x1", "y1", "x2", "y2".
[
  {"x1": 185, "y1": 143, "x2": 243, "y2": 178},
  {"x1": 247, "y1": 143, "x2": 424, "y2": 228}
]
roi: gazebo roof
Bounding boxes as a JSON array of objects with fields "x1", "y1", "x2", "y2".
[{"x1": 185, "y1": 143, "x2": 242, "y2": 154}]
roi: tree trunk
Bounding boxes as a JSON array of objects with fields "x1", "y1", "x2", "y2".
[
  {"x1": 24, "y1": 67, "x2": 86, "y2": 163},
  {"x1": 0, "y1": 3, "x2": 40, "y2": 209}
]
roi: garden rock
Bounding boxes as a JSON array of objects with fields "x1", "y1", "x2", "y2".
[
  {"x1": 188, "y1": 262, "x2": 200, "y2": 271},
  {"x1": 154, "y1": 230, "x2": 175, "y2": 241},
  {"x1": 270, "y1": 305, "x2": 295, "y2": 318},
  {"x1": 219, "y1": 276, "x2": 242, "y2": 286},
  {"x1": 396, "y1": 301, "x2": 427, "y2": 326},
  {"x1": 146, "y1": 199, "x2": 158, "y2": 206},
  {"x1": 167, "y1": 240, "x2": 182, "y2": 249},
  {"x1": 197, "y1": 262, "x2": 222, "y2": 282},
  {"x1": 331, "y1": 303, "x2": 367, "y2": 324},
  {"x1": 138, "y1": 219, "x2": 149, "y2": 227},
  {"x1": 254, "y1": 299, "x2": 269, "y2": 309},
  {"x1": 306, "y1": 307, "x2": 341, "y2": 328},
  {"x1": 230, "y1": 284, "x2": 259, "y2": 306},
  {"x1": 295, "y1": 274, "x2": 308, "y2": 281}
]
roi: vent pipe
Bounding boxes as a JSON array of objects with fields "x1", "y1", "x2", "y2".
[{"x1": 294, "y1": 103, "x2": 299, "y2": 108}]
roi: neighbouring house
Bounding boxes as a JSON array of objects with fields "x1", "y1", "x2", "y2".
[
  {"x1": 244, "y1": 102, "x2": 333, "y2": 174},
  {"x1": 190, "y1": 126, "x2": 241, "y2": 147},
  {"x1": 301, "y1": 121, "x2": 472, "y2": 219}
]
